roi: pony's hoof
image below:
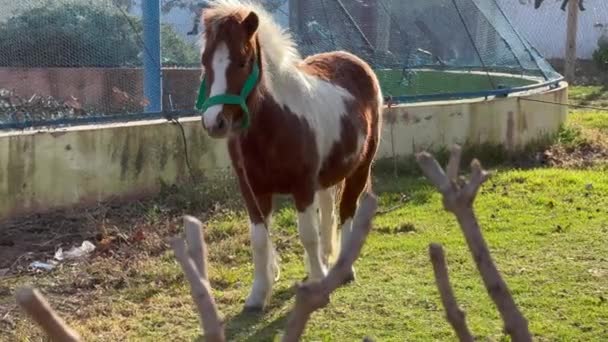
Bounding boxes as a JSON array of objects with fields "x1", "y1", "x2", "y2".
[{"x1": 343, "y1": 269, "x2": 356, "y2": 285}]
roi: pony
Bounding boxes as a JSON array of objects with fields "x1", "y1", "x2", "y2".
[{"x1": 197, "y1": 0, "x2": 383, "y2": 311}]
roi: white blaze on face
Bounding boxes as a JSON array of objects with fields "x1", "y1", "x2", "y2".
[{"x1": 203, "y1": 42, "x2": 230, "y2": 129}]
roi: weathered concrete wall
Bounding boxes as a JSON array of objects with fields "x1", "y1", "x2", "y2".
[
  {"x1": 377, "y1": 84, "x2": 568, "y2": 158},
  {"x1": 0, "y1": 118, "x2": 231, "y2": 220},
  {"x1": 0, "y1": 83, "x2": 568, "y2": 220}
]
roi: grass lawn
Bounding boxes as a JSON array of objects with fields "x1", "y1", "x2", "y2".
[
  {"x1": 1, "y1": 87, "x2": 607, "y2": 341},
  {"x1": 569, "y1": 86, "x2": 608, "y2": 132},
  {"x1": 375, "y1": 69, "x2": 535, "y2": 99}
]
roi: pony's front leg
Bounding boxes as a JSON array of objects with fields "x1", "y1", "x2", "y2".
[{"x1": 242, "y1": 193, "x2": 279, "y2": 312}]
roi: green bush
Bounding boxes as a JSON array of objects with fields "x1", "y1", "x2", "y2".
[
  {"x1": 0, "y1": 3, "x2": 198, "y2": 67},
  {"x1": 593, "y1": 45, "x2": 608, "y2": 72},
  {"x1": 160, "y1": 25, "x2": 199, "y2": 67}
]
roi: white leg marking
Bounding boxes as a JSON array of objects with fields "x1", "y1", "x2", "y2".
[
  {"x1": 298, "y1": 201, "x2": 327, "y2": 281},
  {"x1": 202, "y1": 42, "x2": 230, "y2": 129},
  {"x1": 245, "y1": 221, "x2": 278, "y2": 309},
  {"x1": 318, "y1": 187, "x2": 338, "y2": 267}
]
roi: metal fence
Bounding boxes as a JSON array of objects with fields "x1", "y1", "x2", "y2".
[{"x1": 0, "y1": 0, "x2": 562, "y2": 130}]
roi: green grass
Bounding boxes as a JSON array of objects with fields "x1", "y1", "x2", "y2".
[
  {"x1": 4, "y1": 167, "x2": 607, "y2": 341},
  {"x1": 376, "y1": 69, "x2": 535, "y2": 98},
  {"x1": 569, "y1": 85, "x2": 608, "y2": 108},
  {"x1": 568, "y1": 111, "x2": 608, "y2": 132},
  {"x1": 1, "y1": 86, "x2": 608, "y2": 341},
  {"x1": 569, "y1": 86, "x2": 608, "y2": 133}
]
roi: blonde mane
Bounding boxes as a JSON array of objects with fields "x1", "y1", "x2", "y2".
[{"x1": 202, "y1": 0, "x2": 303, "y2": 96}]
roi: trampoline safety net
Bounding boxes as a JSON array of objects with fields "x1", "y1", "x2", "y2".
[
  {"x1": 0, "y1": 0, "x2": 563, "y2": 129},
  {"x1": 289, "y1": 0, "x2": 563, "y2": 102}
]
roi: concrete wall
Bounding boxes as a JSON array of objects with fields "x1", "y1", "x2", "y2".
[
  {"x1": 377, "y1": 84, "x2": 568, "y2": 158},
  {"x1": 0, "y1": 117, "x2": 231, "y2": 220},
  {"x1": 0, "y1": 83, "x2": 568, "y2": 220}
]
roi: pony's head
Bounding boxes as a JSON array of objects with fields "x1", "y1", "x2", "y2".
[{"x1": 199, "y1": 7, "x2": 261, "y2": 138}]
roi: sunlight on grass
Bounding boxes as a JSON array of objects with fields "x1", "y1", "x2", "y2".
[
  {"x1": 4, "y1": 167, "x2": 606, "y2": 341},
  {"x1": 569, "y1": 111, "x2": 608, "y2": 132}
]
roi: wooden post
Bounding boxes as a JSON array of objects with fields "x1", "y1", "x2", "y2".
[{"x1": 565, "y1": 0, "x2": 580, "y2": 83}]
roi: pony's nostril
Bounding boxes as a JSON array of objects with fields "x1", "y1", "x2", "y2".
[{"x1": 216, "y1": 116, "x2": 226, "y2": 130}]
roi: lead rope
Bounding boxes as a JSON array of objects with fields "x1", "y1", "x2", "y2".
[{"x1": 234, "y1": 135, "x2": 269, "y2": 229}]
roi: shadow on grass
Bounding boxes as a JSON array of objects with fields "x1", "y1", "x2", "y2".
[{"x1": 223, "y1": 285, "x2": 296, "y2": 341}]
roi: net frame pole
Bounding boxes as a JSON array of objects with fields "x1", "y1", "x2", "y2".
[
  {"x1": 565, "y1": 0, "x2": 580, "y2": 83},
  {"x1": 143, "y1": 0, "x2": 163, "y2": 113}
]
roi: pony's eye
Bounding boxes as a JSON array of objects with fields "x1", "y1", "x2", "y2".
[{"x1": 239, "y1": 56, "x2": 254, "y2": 68}]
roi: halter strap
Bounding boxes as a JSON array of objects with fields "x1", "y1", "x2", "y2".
[{"x1": 195, "y1": 56, "x2": 260, "y2": 129}]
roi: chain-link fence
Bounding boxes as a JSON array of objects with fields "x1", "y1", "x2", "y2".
[
  {"x1": 0, "y1": 0, "x2": 202, "y2": 129},
  {"x1": 0, "y1": 0, "x2": 562, "y2": 130}
]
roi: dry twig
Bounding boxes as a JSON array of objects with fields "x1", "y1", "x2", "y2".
[
  {"x1": 183, "y1": 215, "x2": 209, "y2": 280},
  {"x1": 170, "y1": 215, "x2": 224, "y2": 342},
  {"x1": 14, "y1": 287, "x2": 82, "y2": 342},
  {"x1": 282, "y1": 192, "x2": 378, "y2": 342},
  {"x1": 417, "y1": 145, "x2": 532, "y2": 342},
  {"x1": 428, "y1": 243, "x2": 474, "y2": 342}
]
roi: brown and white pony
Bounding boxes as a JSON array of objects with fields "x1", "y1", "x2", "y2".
[{"x1": 198, "y1": 0, "x2": 383, "y2": 311}]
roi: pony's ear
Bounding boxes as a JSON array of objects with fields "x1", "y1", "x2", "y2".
[{"x1": 242, "y1": 11, "x2": 259, "y2": 39}]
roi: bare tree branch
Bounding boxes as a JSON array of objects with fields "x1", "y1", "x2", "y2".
[
  {"x1": 416, "y1": 145, "x2": 532, "y2": 342},
  {"x1": 184, "y1": 215, "x2": 209, "y2": 280},
  {"x1": 15, "y1": 287, "x2": 82, "y2": 342},
  {"x1": 429, "y1": 243, "x2": 474, "y2": 342},
  {"x1": 282, "y1": 192, "x2": 378, "y2": 342},
  {"x1": 446, "y1": 145, "x2": 462, "y2": 183},
  {"x1": 170, "y1": 216, "x2": 225, "y2": 342}
]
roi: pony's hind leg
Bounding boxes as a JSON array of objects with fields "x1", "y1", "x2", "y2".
[
  {"x1": 318, "y1": 186, "x2": 339, "y2": 267},
  {"x1": 295, "y1": 190, "x2": 328, "y2": 281},
  {"x1": 339, "y1": 163, "x2": 373, "y2": 283}
]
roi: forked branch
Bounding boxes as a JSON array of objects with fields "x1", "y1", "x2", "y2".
[
  {"x1": 417, "y1": 145, "x2": 532, "y2": 342},
  {"x1": 282, "y1": 192, "x2": 378, "y2": 342},
  {"x1": 170, "y1": 215, "x2": 224, "y2": 342}
]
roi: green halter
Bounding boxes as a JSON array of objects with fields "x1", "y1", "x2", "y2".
[{"x1": 195, "y1": 57, "x2": 260, "y2": 129}]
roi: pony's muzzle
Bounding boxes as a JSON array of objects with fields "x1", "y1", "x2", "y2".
[{"x1": 202, "y1": 109, "x2": 230, "y2": 138}]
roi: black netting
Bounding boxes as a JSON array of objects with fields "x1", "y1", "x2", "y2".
[
  {"x1": 0, "y1": 0, "x2": 562, "y2": 129},
  {"x1": 286, "y1": 0, "x2": 562, "y2": 101}
]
